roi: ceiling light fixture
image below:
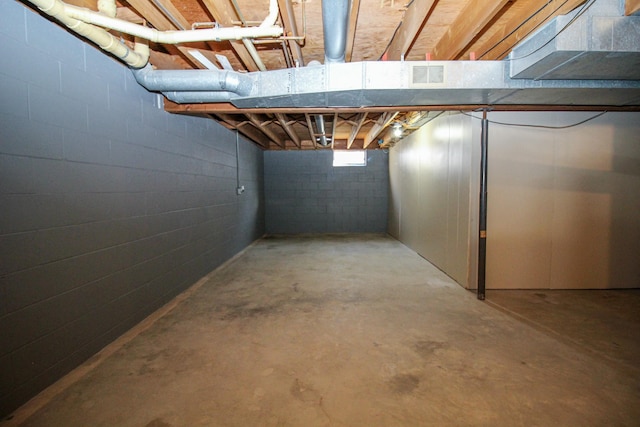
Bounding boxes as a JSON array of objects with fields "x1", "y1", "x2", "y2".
[{"x1": 392, "y1": 122, "x2": 403, "y2": 138}]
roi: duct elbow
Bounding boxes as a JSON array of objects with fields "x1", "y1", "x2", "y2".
[
  {"x1": 131, "y1": 65, "x2": 254, "y2": 98},
  {"x1": 131, "y1": 63, "x2": 154, "y2": 87},
  {"x1": 220, "y1": 71, "x2": 253, "y2": 97}
]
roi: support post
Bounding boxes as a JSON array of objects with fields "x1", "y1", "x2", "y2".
[{"x1": 477, "y1": 110, "x2": 489, "y2": 300}]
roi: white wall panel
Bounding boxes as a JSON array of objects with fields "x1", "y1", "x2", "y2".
[
  {"x1": 486, "y1": 111, "x2": 640, "y2": 289},
  {"x1": 389, "y1": 112, "x2": 476, "y2": 287},
  {"x1": 390, "y1": 110, "x2": 640, "y2": 290}
]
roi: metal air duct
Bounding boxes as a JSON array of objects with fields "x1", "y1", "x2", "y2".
[
  {"x1": 322, "y1": 0, "x2": 350, "y2": 63},
  {"x1": 127, "y1": 0, "x2": 640, "y2": 108},
  {"x1": 510, "y1": 0, "x2": 640, "y2": 80},
  {"x1": 229, "y1": 60, "x2": 640, "y2": 108},
  {"x1": 314, "y1": 0, "x2": 350, "y2": 145},
  {"x1": 132, "y1": 64, "x2": 255, "y2": 102},
  {"x1": 314, "y1": 115, "x2": 329, "y2": 146}
]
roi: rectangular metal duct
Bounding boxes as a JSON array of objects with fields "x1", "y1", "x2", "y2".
[
  {"x1": 509, "y1": 5, "x2": 640, "y2": 80},
  {"x1": 129, "y1": 0, "x2": 640, "y2": 109},
  {"x1": 229, "y1": 61, "x2": 640, "y2": 108}
]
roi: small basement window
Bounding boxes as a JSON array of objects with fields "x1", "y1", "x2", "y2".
[{"x1": 333, "y1": 150, "x2": 367, "y2": 167}]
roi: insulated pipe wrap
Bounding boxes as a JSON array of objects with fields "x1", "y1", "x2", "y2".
[
  {"x1": 26, "y1": 0, "x2": 148, "y2": 68},
  {"x1": 97, "y1": 0, "x2": 117, "y2": 17}
]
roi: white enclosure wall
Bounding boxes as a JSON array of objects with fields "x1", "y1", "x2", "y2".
[
  {"x1": 486, "y1": 111, "x2": 640, "y2": 289},
  {"x1": 389, "y1": 111, "x2": 640, "y2": 290},
  {"x1": 388, "y1": 112, "x2": 476, "y2": 288}
]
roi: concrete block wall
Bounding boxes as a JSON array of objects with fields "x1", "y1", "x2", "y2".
[
  {"x1": 264, "y1": 150, "x2": 388, "y2": 234},
  {"x1": 0, "y1": 0, "x2": 264, "y2": 417}
]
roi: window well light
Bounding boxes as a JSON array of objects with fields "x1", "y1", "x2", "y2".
[{"x1": 333, "y1": 150, "x2": 366, "y2": 167}]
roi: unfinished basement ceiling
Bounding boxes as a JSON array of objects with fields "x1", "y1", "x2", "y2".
[{"x1": 29, "y1": 0, "x2": 640, "y2": 148}]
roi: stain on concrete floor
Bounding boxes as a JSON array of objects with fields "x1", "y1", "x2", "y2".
[{"x1": 6, "y1": 235, "x2": 640, "y2": 426}]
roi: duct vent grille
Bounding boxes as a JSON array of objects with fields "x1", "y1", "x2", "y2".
[{"x1": 411, "y1": 65, "x2": 445, "y2": 86}]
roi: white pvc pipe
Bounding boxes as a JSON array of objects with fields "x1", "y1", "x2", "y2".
[
  {"x1": 27, "y1": 0, "x2": 149, "y2": 68},
  {"x1": 63, "y1": 0, "x2": 283, "y2": 44},
  {"x1": 261, "y1": 0, "x2": 279, "y2": 27},
  {"x1": 97, "y1": 0, "x2": 116, "y2": 18}
]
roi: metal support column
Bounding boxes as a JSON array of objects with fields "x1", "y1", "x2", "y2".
[{"x1": 477, "y1": 110, "x2": 489, "y2": 300}]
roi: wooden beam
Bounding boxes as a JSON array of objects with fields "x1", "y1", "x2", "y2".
[
  {"x1": 330, "y1": 113, "x2": 339, "y2": 149},
  {"x1": 151, "y1": 0, "x2": 190, "y2": 29},
  {"x1": 431, "y1": 0, "x2": 511, "y2": 60},
  {"x1": 304, "y1": 114, "x2": 318, "y2": 149},
  {"x1": 345, "y1": 0, "x2": 362, "y2": 62},
  {"x1": 473, "y1": 0, "x2": 586, "y2": 60},
  {"x1": 275, "y1": 113, "x2": 302, "y2": 148},
  {"x1": 124, "y1": 0, "x2": 177, "y2": 31},
  {"x1": 277, "y1": 0, "x2": 305, "y2": 66},
  {"x1": 164, "y1": 101, "x2": 640, "y2": 115},
  {"x1": 383, "y1": 0, "x2": 438, "y2": 60},
  {"x1": 116, "y1": 7, "x2": 145, "y2": 24},
  {"x1": 364, "y1": 111, "x2": 397, "y2": 148},
  {"x1": 150, "y1": 50, "x2": 191, "y2": 70},
  {"x1": 247, "y1": 114, "x2": 284, "y2": 148},
  {"x1": 626, "y1": 0, "x2": 640, "y2": 15},
  {"x1": 200, "y1": 0, "x2": 261, "y2": 71},
  {"x1": 65, "y1": 0, "x2": 98, "y2": 9},
  {"x1": 213, "y1": 114, "x2": 270, "y2": 148},
  {"x1": 347, "y1": 113, "x2": 367, "y2": 149}
]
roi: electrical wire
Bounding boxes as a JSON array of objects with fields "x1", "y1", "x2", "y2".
[
  {"x1": 503, "y1": 0, "x2": 597, "y2": 62},
  {"x1": 478, "y1": 0, "x2": 564, "y2": 60},
  {"x1": 459, "y1": 110, "x2": 608, "y2": 129},
  {"x1": 378, "y1": 0, "x2": 416, "y2": 60}
]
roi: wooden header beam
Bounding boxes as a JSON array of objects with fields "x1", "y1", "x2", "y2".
[
  {"x1": 383, "y1": 0, "x2": 438, "y2": 60},
  {"x1": 432, "y1": 0, "x2": 511, "y2": 60},
  {"x1": 473, "y1": 0, "x2": 587, "y2": 60},
  {"x1": 165, "y1": 100, "x2": 640, "y2": 115},
  {"x1": 626, "y1": 0, "x2": 640, "y2": 15}
]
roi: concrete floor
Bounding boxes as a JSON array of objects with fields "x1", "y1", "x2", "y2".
[{"x1": 4, "y1": 235, "x2": 640, "y2": 426}]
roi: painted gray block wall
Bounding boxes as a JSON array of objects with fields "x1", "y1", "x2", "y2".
[
  {"x1": 264, "y1": 150, "x2": 388, "y2": 234},
  {"x1": 0, "y1": 0, "x2": 264, "y2": 417}
]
